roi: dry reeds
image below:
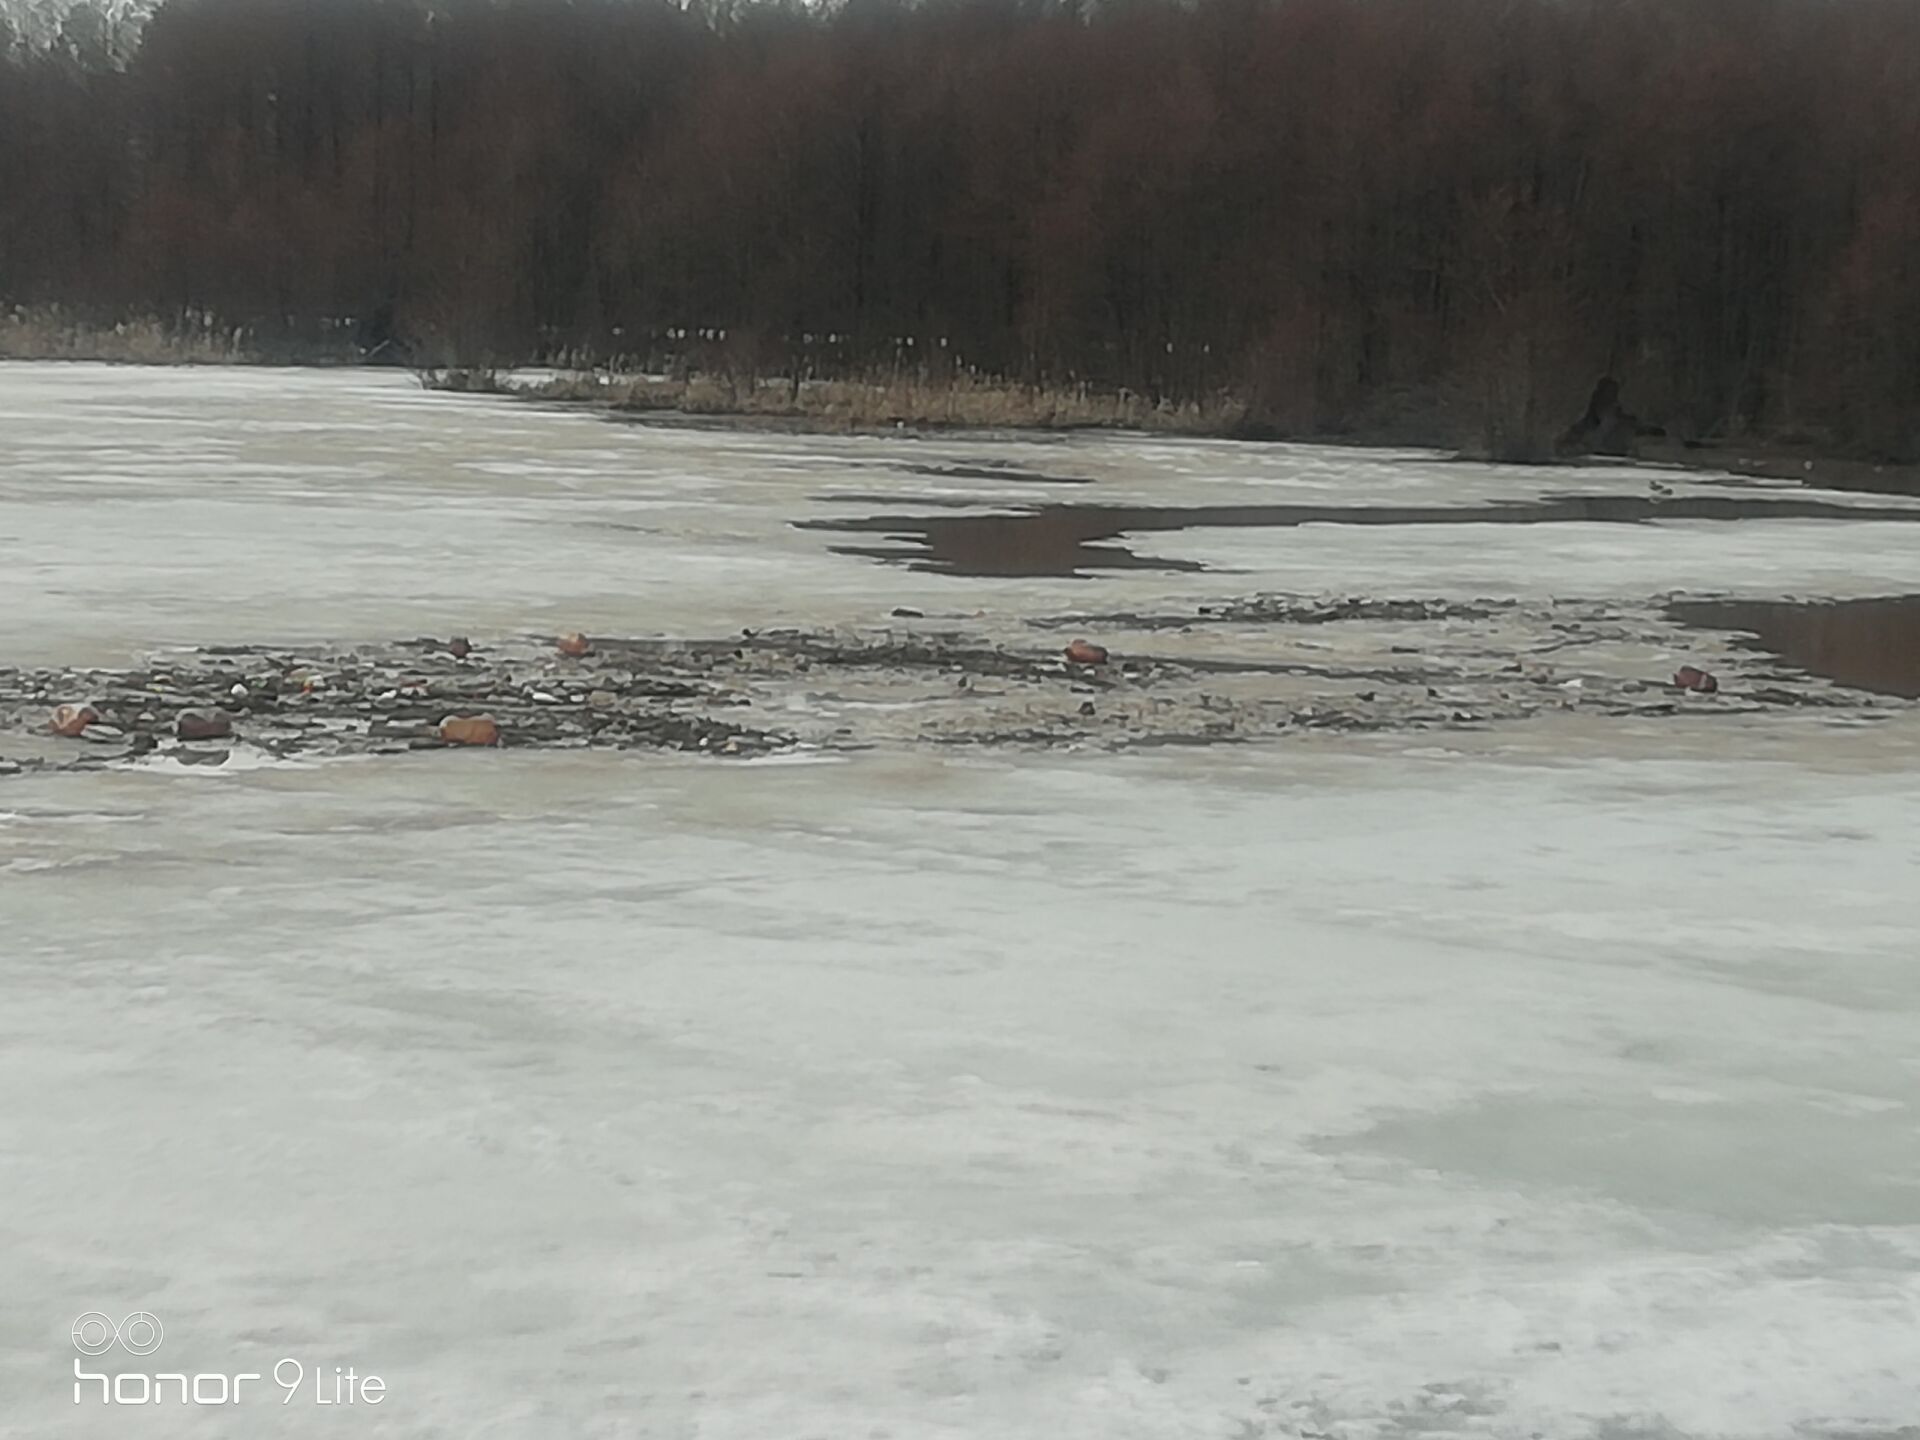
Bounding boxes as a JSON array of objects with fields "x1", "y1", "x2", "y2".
[
  {"x1": 480, "y1": 367, "x2": 1248, "y2": 435},
  {"x1": 0, "y1": 306, "x2": 253, "y2": 363}
]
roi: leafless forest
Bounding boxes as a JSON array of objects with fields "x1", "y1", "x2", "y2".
[{"x1": 2, "y1": 0, "x2": 1917, "y2": 455}]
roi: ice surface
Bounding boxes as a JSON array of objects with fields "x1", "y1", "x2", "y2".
[
  {"x1": 8, "y1": 362, "x2": 1920, "y2": 669},
  {"x1": 1150, "y1": 518, "x2": 1920, "y2": 599},
  {"x1": 3, "y1": 363, "x2": 1918, "y2": 1438}
]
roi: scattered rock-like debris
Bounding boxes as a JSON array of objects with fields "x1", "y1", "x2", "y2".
[
  {"x1": 0, "y1": 636, "x2": 793, "y2": 777},
  {"x1": 1033, "y1": 595, "x2": 1514, "y2": 631},
  {"x1": 48, "y1": 703, "x2": 98, "y2": 737},
  {"x1": 176, "y1": 708, "x2": 233, "y2": 740},
  {"x1": 439, "y1": 715, "x2": 501, "y2": 747},
  {"x1": 0, "y1": 594, "x2": 1911, "y2": 780}
]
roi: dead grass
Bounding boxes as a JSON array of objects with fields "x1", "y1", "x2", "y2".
[
  {"x1": 0, "y1": 306, "x2": 254, "y2": 363},
  {"x1": 478, "y1": 367, "x2": 1249, "y2": 435}
]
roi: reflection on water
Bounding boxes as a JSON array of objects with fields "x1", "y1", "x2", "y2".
[{"x1": 1670, "y1": 595, "x2": 1920, "y2": 698}]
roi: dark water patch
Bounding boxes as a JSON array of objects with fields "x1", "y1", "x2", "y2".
[
  {"x1": 821, "y1": 508, "x2": 1205, "y2": 576},
  {"x1": 1669, "y1": 595, "x2": 1920, "y2": 698},
  {"x1": 1636, "y1": 440, "x2": 1920, "y2": 498},
  {"x1": 903, "y1": 462, "x2": 1095, "y2": 486},
  {"x1": 815, "y1": 493, "x2": 1010, "y2": 509},
  {"x1": 1811, "y1": 468, "x2": 1920, "y2": 498},
  {"x1": 802, "y1": 492, "x2": 1920, "y2": 577}
]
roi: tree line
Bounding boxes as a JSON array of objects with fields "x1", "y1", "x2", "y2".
[{"x1": 2, "y1": 0, "x2": 1917, "y2": 456}]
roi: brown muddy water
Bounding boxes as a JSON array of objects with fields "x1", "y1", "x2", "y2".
[
  {"x1": 1669, "y1": 595, "x2": 1920, "y2": 698},
  {"x1": 803, "y1": 492, "x2": 1920, "y2": 577}
]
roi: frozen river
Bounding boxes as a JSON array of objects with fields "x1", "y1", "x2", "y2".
[{"x1": 3, "y1": 363, "x2": 1918, "y2": 1439}]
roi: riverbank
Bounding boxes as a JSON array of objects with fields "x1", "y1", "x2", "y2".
[
  {"x1": 8, "y1": 321, "x2": 1914, "y2": 484},
  {"x1": 428, "y1": 365, "x2": 1256, "y2": 437},
  {"x1": 0, "y1": 306, "x2": 364, "y2": 366},
  {"x1": 431, "y1": 365, "x2": 1920, "y2": 492}
]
